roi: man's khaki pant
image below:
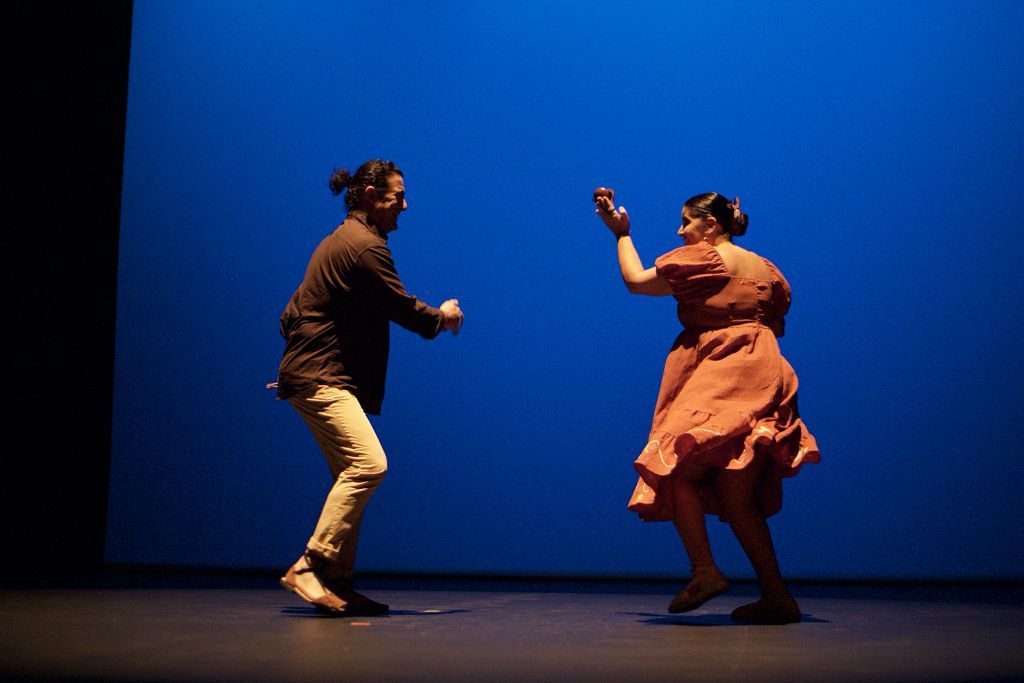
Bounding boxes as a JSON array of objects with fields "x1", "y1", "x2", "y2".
[{"x1": 288, "y1": 385, "x2": 387, "y2": 578}]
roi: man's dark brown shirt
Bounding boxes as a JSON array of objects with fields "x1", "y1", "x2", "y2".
[{"x1": 277, "y1": 210, "x2": 443, "y2": 414}]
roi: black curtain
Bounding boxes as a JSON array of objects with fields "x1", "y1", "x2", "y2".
[{"x1": 4, "y1": 1, "x2": 133, "y2": 580}]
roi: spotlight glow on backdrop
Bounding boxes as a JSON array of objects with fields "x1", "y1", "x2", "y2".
[{"x1": 107, "y1": 1, "x2": 1024, "y2": 579}]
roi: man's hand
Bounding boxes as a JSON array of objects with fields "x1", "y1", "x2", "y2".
[{"x1": 440, "y1": 299, "x2": 464, "y2": 335}]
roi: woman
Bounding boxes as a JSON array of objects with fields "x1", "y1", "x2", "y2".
[{"x1": 594, "y1": 188, "x2": 820, "y2": 624}]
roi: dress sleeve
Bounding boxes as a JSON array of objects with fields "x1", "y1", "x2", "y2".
[
  {"x1": 356, "y1": 245, "x2": 445, "y2": 339},
  {"x1": 654, "y1": 244, "x2": 730, "y2": 299},
  {"x1": 761, "y1": 257, "x2": 791, "y2": 337}
]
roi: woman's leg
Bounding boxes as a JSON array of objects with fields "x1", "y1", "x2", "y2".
[
  {"x1": 670, "y1": 461, "x2": 715, "y2": 570},
  {"x1": 666, "y1": 461, "x2": 730, "y2": 613},
  {"x1": 713, "y1": 452, "x2": 799, "y2": 623}
]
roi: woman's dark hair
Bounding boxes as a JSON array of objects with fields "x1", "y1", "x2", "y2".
[
  {"x1": 684, "y1": 192, "x2": 749, "y2": 237},
  {"x1": 329, "y1": 159, "x2": 403, "y2": 209}
]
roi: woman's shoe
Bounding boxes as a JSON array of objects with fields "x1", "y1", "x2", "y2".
[
  {"x1": 729, "y1": 596, "x2": 801, "y2": 624},
  {"x1": 668, "y1": 567, "x2": 730, "y2": 613}
]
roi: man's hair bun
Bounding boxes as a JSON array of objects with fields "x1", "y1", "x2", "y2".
[{"x1": 328, "y1": 168, "x2": 352, "y2": 195}]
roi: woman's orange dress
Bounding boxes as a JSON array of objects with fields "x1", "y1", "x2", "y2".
[{"x1": 628, "y1": 242, "x2": 820, "y2": 522}]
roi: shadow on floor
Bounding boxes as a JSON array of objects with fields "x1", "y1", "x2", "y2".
[
  {"x1": 281, "y1": 606, "x2": 470, "y2": 618},
  {"x1": 621, "y1": 611, "x2": 830, "y2": 626}
]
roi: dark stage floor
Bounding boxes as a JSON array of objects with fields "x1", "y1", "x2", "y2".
[{"x1": 2, "y1": 576, "x2": 1023, "y2": 682}]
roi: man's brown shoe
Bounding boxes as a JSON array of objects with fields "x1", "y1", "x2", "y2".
[
  {"x1": 279, "y1": 554, "x2": 348, "y2": 615},
  {"x1": 323, "y1": 577, "x2": 389, "y2": 616}
]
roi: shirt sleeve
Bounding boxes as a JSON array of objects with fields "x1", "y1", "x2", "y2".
[{"x1": 356, "y1": 244, "x2": 445, "y2": 339}]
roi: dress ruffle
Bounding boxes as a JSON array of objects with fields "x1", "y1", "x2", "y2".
[{"x1": 627, "y1": 407, "x2": 820, "y2": 522}]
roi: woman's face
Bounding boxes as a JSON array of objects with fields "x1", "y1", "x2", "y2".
[{"x1": 678, "y1": 206, "x2": 710, "y2": 245}]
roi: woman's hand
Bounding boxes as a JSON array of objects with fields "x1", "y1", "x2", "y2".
[
  {"x1": 593, "y1": 187, "x2": 630, "y2": 237},
  {"x1": 440, "y1": 298, "x2": 464, "y2": 335}
]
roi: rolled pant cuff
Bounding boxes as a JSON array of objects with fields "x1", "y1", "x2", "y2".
[{"x1": 306, "y1": 539, "x2": 341, "y2": 561}]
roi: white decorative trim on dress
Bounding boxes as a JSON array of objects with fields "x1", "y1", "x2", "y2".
[{"x1": 644, "y1": 439, "x2": 674, "y2": 469}]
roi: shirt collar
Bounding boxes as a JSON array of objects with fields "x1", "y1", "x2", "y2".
[{"x1": 348, "y1": 209, "x2": 387, "y2": 241}]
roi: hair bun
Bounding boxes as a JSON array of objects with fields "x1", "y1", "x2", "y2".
[
  {"x1": 731, "y1": 212, "x2": 749, "y2": 236},
  {"x1": 328, "y1": 168, "x2": 351, "y2": 195}
]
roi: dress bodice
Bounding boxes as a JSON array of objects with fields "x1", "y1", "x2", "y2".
[{"x1": 654, "y1": 242, "x2": 791, "y2": 338}]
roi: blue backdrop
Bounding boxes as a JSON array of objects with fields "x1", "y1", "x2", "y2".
[{"x1": 107, "y1": 1, "x2": 1024, "y2": 579}]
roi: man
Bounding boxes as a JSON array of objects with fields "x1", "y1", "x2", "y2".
[{"x1": 277, "y1": 159, "x2": 463, "y2": 615}]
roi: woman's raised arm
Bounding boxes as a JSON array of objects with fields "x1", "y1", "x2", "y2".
[{"x1": 594, "y1": 189, "x2": 673, "y2": 297}]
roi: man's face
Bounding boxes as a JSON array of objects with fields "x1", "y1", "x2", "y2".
[{"x1": 368, "y1": 174, "x2": 407, "y2": 233}]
